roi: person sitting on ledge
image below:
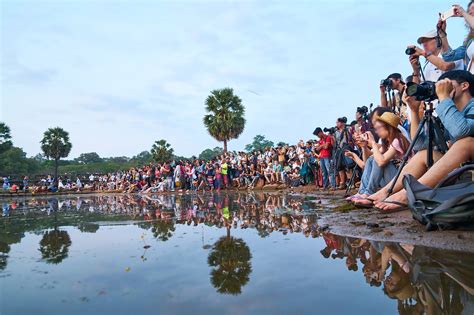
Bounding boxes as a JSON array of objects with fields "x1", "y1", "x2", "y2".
[{"x1": 365, "y1": 70, "x2": 474, "y2": 211}]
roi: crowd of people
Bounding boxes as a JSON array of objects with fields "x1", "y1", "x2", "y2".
[{"x1": 2, "y1": 3, "x2": 474, "y2": 218}]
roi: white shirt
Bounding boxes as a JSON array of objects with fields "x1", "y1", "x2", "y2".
[{"x1": 467, "y1": 42, "x2": 474, "y2": 73}]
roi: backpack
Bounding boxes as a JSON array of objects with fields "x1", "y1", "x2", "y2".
[{"x1": 404, "y1": 164, "x2": 474, "y2": 231}]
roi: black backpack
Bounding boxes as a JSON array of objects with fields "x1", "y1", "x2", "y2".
[{"x1": 404, "y1": 164, "x2": 474, "y2": 231}]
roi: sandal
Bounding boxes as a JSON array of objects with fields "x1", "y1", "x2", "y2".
[
  {"x1": 375, "y1": 200, "x2": 409, "y2": 213},
  {"x1": 353, "y1": 198, "x2": 375, "y2": 208}
]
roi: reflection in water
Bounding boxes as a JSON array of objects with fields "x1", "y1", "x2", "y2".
[
  {"x1": 39, "y1": 229, "x2": 72, "y2": 264},
  {"x1": 1, "y1": 192, "x2": 473, "y2": 314},
  {"x1": 208, "y1": 234, "x2": 252, "y2": 295},
  {"x1": 320, "y1": 232, "x2": 474, "y2": 314}
]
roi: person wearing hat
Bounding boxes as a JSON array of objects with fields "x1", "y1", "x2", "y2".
[
  {"x1": 374, "y1": 70, "x2": 474, "y2": 212},
  {"x1": 349, "y1": 112, "x2": 410, "y2": 205},
  {"x1": 407, "y1": 30, "x2": 464, "y2": 84}
]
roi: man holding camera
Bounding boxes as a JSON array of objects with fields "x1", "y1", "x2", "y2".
[
  {"x1": 372, "y1": 70, "x2": 474, "y2": 212},
  {"x1": 380, "y1": 73, "x2": 409, "y2": 126},
  {"x1": 314, "y1": 127, "x2": 335, "y2": 189},
  {"x1": 408, "y1": 30, "x2": 464, "y2": 84}
]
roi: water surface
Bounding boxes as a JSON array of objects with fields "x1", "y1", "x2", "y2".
[{"x1": 1, "y1": 193, "x2": 473, "y2": 315}]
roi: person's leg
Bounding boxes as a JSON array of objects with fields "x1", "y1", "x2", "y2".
[
  {"x1": 369, "y1": 150, "x2": 438, "y2": 202},
  {"x1": 376, "y1": 138, "x2": 473, "y2": 210},
  {"x1": 321, "y1": 158, "x2": 329, "y2": 187},
  {"x1": 358, "y1": 156, "x2": 375, "y2": 195}
]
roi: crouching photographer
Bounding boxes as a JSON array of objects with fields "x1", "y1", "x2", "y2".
[{"x1": 369, "y1": 70, "x2": 474, "y2": 212}]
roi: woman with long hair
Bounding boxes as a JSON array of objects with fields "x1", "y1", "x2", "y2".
[
  {"x1": 441, "y1": 2, "x2": 474, "y2": 72},
  {"x1": 350, "y1": 112, "x2": 410, "y2": 206}
]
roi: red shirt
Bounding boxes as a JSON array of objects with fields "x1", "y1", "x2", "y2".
[{"x1": 318, "y1": 135, "x2": 332, "y2": 158}]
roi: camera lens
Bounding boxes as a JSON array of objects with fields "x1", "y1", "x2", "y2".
[{"x1": 405, "y1": 47, "x2": 416, "y2": 55}]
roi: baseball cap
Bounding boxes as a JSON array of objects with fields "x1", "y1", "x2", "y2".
[{"x1": 417, "y1": 30, "x2": 438, "y2": 44}]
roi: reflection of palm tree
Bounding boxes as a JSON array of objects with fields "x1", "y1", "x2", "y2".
[
  {"x1": 151, "y1": 220, "x2": 175, "y2": 242},
  {"x1": 39, "y1": 229, "x2": 72, "y2": 264},
  {"x1": 207, "y1": 230, "x2": 252, "y2": 295}
]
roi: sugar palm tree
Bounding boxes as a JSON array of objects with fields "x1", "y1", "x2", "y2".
[
  {"x1": 203, "y1": 88, "x2": 245, "y2": 152},
  {"x1": 40, "y1": 127, "x2": 72, "y2": 186},
  {"x1": 150, "y1": 139, "x2": 174, "y2": 163}
]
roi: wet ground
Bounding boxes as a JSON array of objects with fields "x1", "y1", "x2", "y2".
[{"x1": 1, "y1": 192, "x2": 473, "y2": 315}]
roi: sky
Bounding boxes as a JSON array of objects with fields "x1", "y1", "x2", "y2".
[{"x1": 0, "y1": 0, "x2": 467, "y2": 159}]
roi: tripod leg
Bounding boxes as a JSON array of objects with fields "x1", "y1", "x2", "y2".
[
  {"x1": 386, "y1": 116, "x2": 427, "y2": 196},
  {"x1": 346, "y1": 165, "x2": 358, "y2": 195}
]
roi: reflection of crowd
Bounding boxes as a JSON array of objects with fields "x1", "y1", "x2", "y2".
[
  {"x1": 320, "y1": 232, "x2": 474, "y2": 314},
  {"x1": 1, "y1": 192, "x2": 320, "y2": 238}
]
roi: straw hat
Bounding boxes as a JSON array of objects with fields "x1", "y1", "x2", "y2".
[{"x1": 377, "y1": 112, "x2": 400, "y2": 129}]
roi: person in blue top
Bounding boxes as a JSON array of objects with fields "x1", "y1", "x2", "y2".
[
  {"x1": 440, "y1": 3, "x2": 474, "y2": 72},
  {"x1": 365, "y1": 70, "x2": 474, "y2": 212}
]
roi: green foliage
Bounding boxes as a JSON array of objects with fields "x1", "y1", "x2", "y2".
[
  {"x1": 198, "y1": 147, "x2": 223, "y2": 160},
  {"x1": 151, "y1": 140, "x2": 174, "y2": 163},
  {"x1": 38, "y1": 229, "x2": 72, "y2": 264},
  {"x1": 245, "y1": 135, "x2": 274, "y2": 152},
  {"x1": 0, "y1": 147, "x2": 40, "y2": 176},
  {"x1": 131, "y1": 151, "x2": 152, "y2": 165},
  {"x1": 0, "y1": 122, "x2": 13, "y2": 154},
  {"x1": 203, "y1": 88, "x2": 245, "y2": 152},
  {"x1": 74, "y1": 152, "x2": 103, "y2": 164},
  {"x1": 207, "y1": 235, "x2": 252, "y2": 295},
  {"x1": 40, "y1": 127, "x2": 72, "y2": 161}
]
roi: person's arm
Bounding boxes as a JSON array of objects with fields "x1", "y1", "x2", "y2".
[
  {"x1": 454, "y1": 4, "x2": 474, "y2": 29},
  {"x1": 380, "y1": 85, "x2": 388, "y2": 107},
  {"x1": 345, "y1": 151, "x2": 365, "y2": 169},
  {"x1": 412, "y1": 46, "x2": 457, "y2": 71},
  {"x1": 436, "y1": 79, "x2": 474, "y2": 139},
  {"x1": 403, "y1": 93, "x2": 422, "y2": 140},
  {"x1": 409, "y1": 55, "x2": 421, "y2": 84},
  {"x1": 367, "y1": 132, "x2": 397, "y2": 167}
]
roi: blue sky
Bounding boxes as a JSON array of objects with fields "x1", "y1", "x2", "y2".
[{"x1": 0, "y1": 0, "x2": 466, "y2": 158}]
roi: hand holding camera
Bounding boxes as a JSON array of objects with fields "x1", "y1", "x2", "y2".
[
  {"x1": 405, "y1": 45, "x2": 426, "y2": 57},
  {"x1": 435, "y1": 78, "x2": 455, "y2": 101},
  {"x1": 402, "y1": 90, "x2": 422, "y2": 112},
  {"x1": 452, "y1": 4, "x2": 466, "y2": 17}
]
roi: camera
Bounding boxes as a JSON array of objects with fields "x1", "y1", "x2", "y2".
[
  {"x1": 380, "y1": 78, "x2": 393, "y2": 88},
  {"x1": 323, "y1": 127, "x2": 336, "y2": 134},
  {"x1": 405, "y1": 47, "x2": 416, "y2": 55},
  {"x1": 406, "y1": 81, "x2": 437, "y2": 102},
  {"x1": 357, "y1": 106, "x2": 368, "y2": 115}
]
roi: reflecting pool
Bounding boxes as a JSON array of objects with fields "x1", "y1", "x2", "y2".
[{"x1": 1, "y1": 192, "x2": 473, "y2": 315}]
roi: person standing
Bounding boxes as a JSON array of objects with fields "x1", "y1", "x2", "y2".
[{"x1": 314, "y1": 127, "x2": 335, "y2": 189}]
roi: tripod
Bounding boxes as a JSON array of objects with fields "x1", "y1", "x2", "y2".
[{"x1": 386, "y1": 101, "x2": 447, "y2": 196}]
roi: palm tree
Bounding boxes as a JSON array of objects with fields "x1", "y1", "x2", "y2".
[
  {"x1": 151, "y1": 139, "x2": 174, "y2": 163},
  {"x1": 40, "y1": 127, "x2": 72, "y2": 186},
  {"x1": 203, "y1": 88, "x2": 245, "y2": 152}
]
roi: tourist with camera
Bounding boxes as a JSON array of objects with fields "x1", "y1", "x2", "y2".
[
  {"x1": 347, "y1": 112, "x2": 410, "y2": 204},
  {"x1": 370, "y1": 70, "x2": 474, "y2": 212},
  {"x1": 407, "y1": 30, "x2": 464, "y2": 83},
  {"x1": 441, "y1": 3, "x2": 474, "y2": 72},
  {"x1": 314, "y1": 127, "x2": 335, "y2": 189},
  {"x1": 333, "y1": 117, "x2": 354, "y2": 189}
]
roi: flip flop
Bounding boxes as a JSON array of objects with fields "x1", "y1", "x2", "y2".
[
  {"x1": 375, "y1": 200, "x2": 409, "y2": 213},
  {"x1": 353, "y1": 198, "x2": 375, "y2": 208}
]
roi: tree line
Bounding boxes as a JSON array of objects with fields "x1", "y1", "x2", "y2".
[{"x1": 1, "y1": 88, "x2": 286, "y2": 179}]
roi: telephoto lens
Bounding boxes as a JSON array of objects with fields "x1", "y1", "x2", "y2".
[{"x1": 405, "y1": 47, "x2": 416, "y2": 55}]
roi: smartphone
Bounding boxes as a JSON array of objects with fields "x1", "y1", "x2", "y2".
[{"x1": 441, "y1": 7, "x2": 455, "y2": 21}]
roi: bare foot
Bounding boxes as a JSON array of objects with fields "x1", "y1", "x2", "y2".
[{"x1": 374, "y1": 190, "x2": 408, "y2": 211}]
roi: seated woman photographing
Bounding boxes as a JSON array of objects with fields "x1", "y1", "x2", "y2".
[{"x1": 347, "y1": 112, "x2": 410, "y2": 205}]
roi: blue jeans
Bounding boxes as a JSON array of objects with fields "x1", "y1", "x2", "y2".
[
  {"x1": 320, "y1": 158, "x2": 335, "y2": 188},
  {"x1": 358, "y1": 156, "x2": 397, "y2": 195}
]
